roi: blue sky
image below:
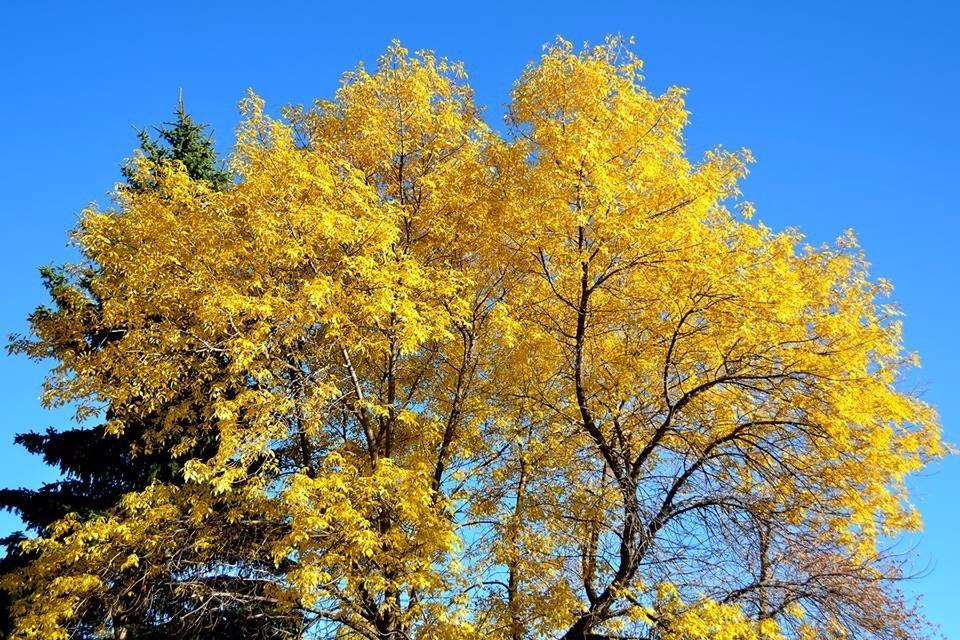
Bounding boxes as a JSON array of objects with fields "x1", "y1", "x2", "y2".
[{"x1": 1, "y1": 0, "x2": 957, "y2": 635}]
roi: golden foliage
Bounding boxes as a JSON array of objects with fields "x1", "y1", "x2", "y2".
[{"x1": 5, "y1": 37, "x2": 944, "y2": 640}]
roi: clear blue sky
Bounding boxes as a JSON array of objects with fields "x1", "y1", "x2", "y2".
[{"x1": 1, "y1": 0, "x2": 957, "y2": 635}]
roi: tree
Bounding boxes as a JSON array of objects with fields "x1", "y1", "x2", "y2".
[
  {"x1": 2, "y1": 38, "x2": 945, "y2": 640},
  {"x1": 1, "y1": 94, "x2": 230, "y2": 534},
  {"x1": 0, "y1": 101, "x2": 292, "y2": 639}
]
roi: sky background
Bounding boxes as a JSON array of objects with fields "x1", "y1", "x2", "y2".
[{"x1": 1, "y1": 0, "x2": 957, "y2": 635}]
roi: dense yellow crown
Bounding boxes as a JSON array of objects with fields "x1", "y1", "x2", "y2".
[{"x1": 4, "y1": 37, "x2": 944, "y2": 640}]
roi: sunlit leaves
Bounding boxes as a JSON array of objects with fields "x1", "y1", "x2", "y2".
[{"x1": 4, "y1": 36, "x2": 943, "y2": 640}]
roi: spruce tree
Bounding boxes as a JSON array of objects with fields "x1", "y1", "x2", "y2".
[
  {"x1": 0, "y1": 100, "x2": 291, "y2": 639},
  {"x1": 2, "y1": 95, "x2": 229, "y2": 537}
]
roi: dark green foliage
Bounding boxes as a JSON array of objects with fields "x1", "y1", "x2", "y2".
[
  {"x1": 121, "y1": 93, "x2": 232, "y2": 191},
  {"x1": 1, "y1": 426, "x2": 172, "y2": 529},
  {"x1": 0, "y1": 266, "x2": 220, "y2": 638}
]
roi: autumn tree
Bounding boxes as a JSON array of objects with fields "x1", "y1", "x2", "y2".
[{"x1": 2, "y1": 38, "x2": 945, "y2": 640}]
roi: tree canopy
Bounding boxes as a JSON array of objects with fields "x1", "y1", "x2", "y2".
[{"x1": 2, "y1": 38, "x2": 945, "y2": 640}]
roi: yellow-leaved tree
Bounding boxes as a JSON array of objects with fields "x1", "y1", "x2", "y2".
[{"x1": 3, "y1": 37, "x2": 945, "y2": 640}]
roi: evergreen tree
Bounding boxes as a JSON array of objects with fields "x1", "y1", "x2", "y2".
[
  {"x1": 1, "y1": 96, "x2": 229, "y2": 535},
  {"x1": 0, "y1": 100, "x2": 286, "y2": 639}
]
